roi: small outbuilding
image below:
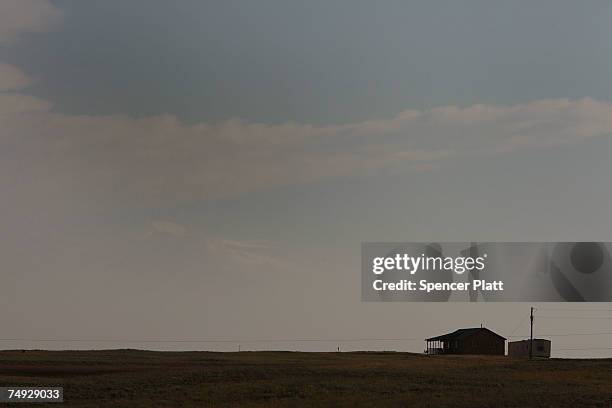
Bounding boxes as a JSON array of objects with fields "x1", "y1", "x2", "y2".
[
  {"x1": 425, "y1": 327, "x2": 506, "y2": 355},
  {"x1": 508, "y1": 339, "x2": 551, "y2": 358}
]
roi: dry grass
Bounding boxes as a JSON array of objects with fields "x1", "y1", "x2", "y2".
[{"x1": 0, "y1": 350, "x2": 610, "y2": 407}]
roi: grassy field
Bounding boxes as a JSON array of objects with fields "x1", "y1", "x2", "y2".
[{"x1": 0, "y1": 350, "x2": 611, "y2": 407}]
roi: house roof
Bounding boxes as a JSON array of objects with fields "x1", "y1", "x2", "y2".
[
  {"x1": 426, "y1": 327, "x2": 506, "y2": 342},
  {"x1": 508, "y1": 338, "x2": 550, "y2": 344}
]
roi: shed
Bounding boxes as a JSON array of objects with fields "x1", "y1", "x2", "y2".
[{"x1": 508, "y1": 339, "x2": 551, "y2": 358}]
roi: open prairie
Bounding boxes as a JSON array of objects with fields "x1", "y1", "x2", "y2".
[{"x1": 0, "y1": 350, "x2": 610, "y2": 407}]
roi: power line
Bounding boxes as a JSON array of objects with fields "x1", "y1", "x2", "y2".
[
  {"x1": 2, "y1": 332, "x2": 611, "y2": 343},
  {"x1": 0, "y1": 337, "x2": 423, "y2": 343},
  {"x1": 516, "y1": 306, "x2": 612, "y2": 356},
  {"x1": 506, "y1": 315, "x2": 529, "y2": 339},
  {"x1": 508, "y1": 332, "x2": 612, "y2": 338},
  {"x1": 537, "y1": 308, "x2": 612, "y2": 313},
  {"x1": 537, "y1": 316, "x2": 612, "y2": 320}
]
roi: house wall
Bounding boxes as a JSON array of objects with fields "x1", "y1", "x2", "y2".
[{"x1": 457, "y1": 331, "x2": 505, "y2": 355}]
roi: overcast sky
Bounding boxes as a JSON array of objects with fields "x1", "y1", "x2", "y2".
[{"x1": 1, "y1": 0, "x2": 611, "y2": 357}]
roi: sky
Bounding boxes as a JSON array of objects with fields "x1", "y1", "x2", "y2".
[{"x1": 1, "y1": 0, "x2": 611, "y2": 357}]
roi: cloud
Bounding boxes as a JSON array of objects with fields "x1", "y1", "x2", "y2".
[
  {"x1": 0, "y1": 92, "x2": 51, "y2": 114},
  {"x1": 150, "y1": 220, "x2": 188, "y2": 237},
  {"x1": 206, "y1": 239, "x2": 284, "y2": 269},
  {"x1": 0, "y1": 0, "x2": 62, "y2": 43},
  {"x1": 0, "y1": 63, "x2": 32, "y2": 91},
  {"x1": 2, "y1": 93, "x2": 612, "y2": 216},
  {"x1": 217, "y1": 240, "x2": 271, "y2": 250}
]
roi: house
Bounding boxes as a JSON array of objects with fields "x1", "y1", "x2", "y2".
[
  {"x1": 425, "y1": 327, "x2": 506, "y2": 355},
  {"x1": 508, "y1": 339, "x2": 551, "y2": 358}
]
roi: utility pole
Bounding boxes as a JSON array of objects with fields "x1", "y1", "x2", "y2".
[{"x1": 529, "y1": 307, "x2": 534, "y2": 360}]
